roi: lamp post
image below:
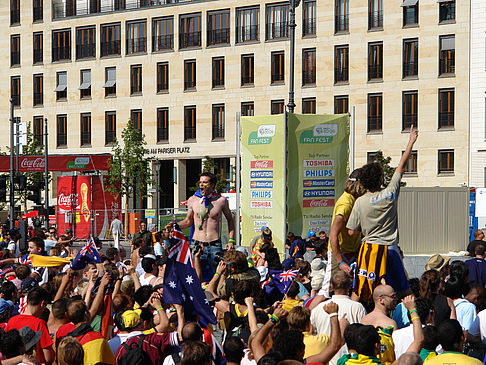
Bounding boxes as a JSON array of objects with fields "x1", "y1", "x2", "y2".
[
  {"x1": 44, "y1": 118, "x2": 49, "y2": 228},
  {"x1": 287, "y1": 0, "x2": 301, "y2": 114},
  {"x1": 9, "y1": 99, "x2": 15, "y2": 229}
]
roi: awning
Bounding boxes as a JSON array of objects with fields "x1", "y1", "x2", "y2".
[
  {"x1": 78, "y1": 81, "x2": 91, "y2": 90},
  {"x1": 437, "y1": 0, "x2": 452, "y2": 3},
  {"x1": 78, "y1": 71, "x2": 91, "y2": 90},
  {"x1": 103, "y1": 79, "x2": 116, "y2": 88},
  {"x1": 54, "y1": 73, "x2": 67, "y2": 92},
  {"x1": 441, "y1": 37, "x2": 455, "y2": 50},
  {"x1": 54, "y1": 84, "x2": 67, "y2": 92},
  {"x1": 401, "y1": 0, "x2": 418, "y2": 7}
]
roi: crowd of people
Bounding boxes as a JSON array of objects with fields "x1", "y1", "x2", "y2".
[{"x1": 0, "y1": 126, "x2": 485, "y2": 364}]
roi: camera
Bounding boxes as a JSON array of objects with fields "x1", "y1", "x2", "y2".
[{"x1": 214, "y1": 252, "x2": 225, "y2": 263}]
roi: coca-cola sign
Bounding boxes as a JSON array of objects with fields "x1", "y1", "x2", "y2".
[
  {"x1": 303, "y1": 199, "x2": 335, "y2": 208},
  {"x1": 57, "y1": 193, "x2": 79, "y2": 210},
  {"x1": 20, "y1": 157, "x2": 45, "y2": 170},
  {"x1": 250, "y1": 160, "x2": 273, "y2": 169}
]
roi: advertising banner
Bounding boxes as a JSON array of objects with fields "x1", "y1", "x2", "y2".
[
  {"x1": 287, "y1": 114, "x2": 350, "y2": 237},
  {"x1": 56, "y1": 176, "x2": 93, "y2": 239},
  {"x1": 241, "y1": 115, "x2": 286, "y2": 252},
  {"x1": 0, "y1": 154, "x2": 111, "y2": 172},
  {"x1": 92, "y1": 176, "x2": 121, "y2": 239}
]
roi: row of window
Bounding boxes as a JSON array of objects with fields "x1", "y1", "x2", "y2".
[
  {"x1": 10, "y1": 2, "x2": 316, "y2": 64},
  {"x1": 9, "y1": 51, "x2": 312, "y2": 108},
  {"x1": 368, "y1": 149, "x2": 454, "y2": 175},
  {"x1": 335, "y1": 0, "x2": 455, "y2": 32},
  {"x1": 334, "y1": 35, "x2": 455, "y2": 84}
]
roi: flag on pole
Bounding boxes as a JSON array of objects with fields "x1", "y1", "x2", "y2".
[
  {"x1": 163, "y1": 223, "x2": 216, "y2": 325},
  {"x1": 71, "y1": 237, "x2": 102, "y2": 270},
  {"x1": 30, "y1": 254, "x2": 70, "y2": 268},
  {"x1": 267, "y1": 269, "x2": 299, "y2": 294}
]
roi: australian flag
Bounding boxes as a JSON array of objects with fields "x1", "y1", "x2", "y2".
[
  {"x1": 163, "y1": 224, "x2": 217, "y2": 325},
  {"x1": 71, "y1": 237, "x2": 102, "y2": 270}
]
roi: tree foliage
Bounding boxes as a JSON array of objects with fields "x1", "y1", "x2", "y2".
[
  {"x1": 106, "y1": 120, "x2": 153, "y2": 204},
  {"x1": 373, "y1": 151, "x2": 406, "y2": 187},
  {"x1": 190, "y1": 156, "x2": 233, "y2": 194}
]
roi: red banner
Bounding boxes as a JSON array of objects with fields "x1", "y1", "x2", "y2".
[
  {"x1": 0, "y1": 154, "x2": 111, "y2": 172},
  {"x1": 56, "y1": 176, "x2": 92, "y2": 239}
]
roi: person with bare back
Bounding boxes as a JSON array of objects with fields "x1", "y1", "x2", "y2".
[{"x1": 168, "y1": 172, "x2": 235, "y2": 279}]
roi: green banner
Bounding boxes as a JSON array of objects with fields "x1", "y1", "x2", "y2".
[
  {"x1": 287, "y1": 113, "x2": 350, "y2": 237},
  {"x1": 241, "y1": 115, "x2": 286, "y2": 252}
]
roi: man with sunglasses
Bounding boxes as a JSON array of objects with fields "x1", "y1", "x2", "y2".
[{"x1": 361, "y1": 285, "x2": 398, "y2": 330}]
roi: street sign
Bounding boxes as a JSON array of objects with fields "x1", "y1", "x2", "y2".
[{"x1": 145, "y1": 209, "x2": 156, "y2": 219}]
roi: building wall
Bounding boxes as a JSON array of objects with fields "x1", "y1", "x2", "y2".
[
  {"x1": 470, "y1": 0, "x2": 486, "y2": 188},
  {"x1": 1, "y1": 0, "x2": 470, "y2": 211}
]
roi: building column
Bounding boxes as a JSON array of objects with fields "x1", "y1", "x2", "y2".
[{"x1": 174, "y1": 159, "x2": 186, "y2": 209}]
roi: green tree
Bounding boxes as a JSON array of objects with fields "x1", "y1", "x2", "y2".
[
  {"x1": 190, "y1": 156, "x2": 233, "y2": 194},
  {"x1": 106, "y1": 120, "x2": 153, "y2": 235},
  {"x1": 373, "y1": 151, "x2": 406, "y2": 187}
]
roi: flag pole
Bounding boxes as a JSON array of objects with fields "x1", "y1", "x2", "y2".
[{"x1": 235, "y1": 112, "x2": 241, "y2": 246}]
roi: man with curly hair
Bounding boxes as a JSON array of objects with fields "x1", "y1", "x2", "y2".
[{"x1": 347, "y1": 126, "x2": 418, "y2": 306}]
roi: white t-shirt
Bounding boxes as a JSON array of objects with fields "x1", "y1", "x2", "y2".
[
  {"x1": 7, "y1": 240, "x2": 19, "y2": 257},
  {"x1": 108, "y1": 331, "x2": 143, "y2": 354},
  {"x1": 478, "y1": 308, "x2": 486, "y2": 343}
]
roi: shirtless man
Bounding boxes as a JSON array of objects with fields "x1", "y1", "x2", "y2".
[
  {"x1": 170, "y1": 172, "x2": 235, "y2": 276},
  {"x1": 361, "y1": 285, "x2": 398, "y2": 330}
]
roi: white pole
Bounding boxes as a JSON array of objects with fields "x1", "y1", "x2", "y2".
[
  {"x1": 350, "y1": 106, "x2": 356, "y2": 171},
  {"x1": 235, "y1": 112, "x2": 241, "y2": 246}
]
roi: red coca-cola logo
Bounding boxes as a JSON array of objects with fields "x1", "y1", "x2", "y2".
[
  {"x1": 20, "y1": 157, "x2": 45, "y2": 169},
  {"x1": 303, "y1": 199, "x2": 335, "y2": 208},
  {"x1": 250, "y1": 160, "x2": 273, "y2": 169},
  {"x1": 58, "y1": 193, "x2": 78, "y2": 209}
]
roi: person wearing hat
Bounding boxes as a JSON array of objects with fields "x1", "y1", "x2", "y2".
[
  {"x1": 425, "y1": 254, "x2": 450, "y2": 283},
  {"x1": 109, "y1": 308, "x2": 145, "y2": 354},
  {"x1": 19, "y1": 326, "x2": 42, "y2": 355},
  {"x1": 306, "y1": 230, "x2": 318, "y2": 250}
]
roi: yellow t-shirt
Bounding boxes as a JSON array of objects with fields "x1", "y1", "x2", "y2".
[
  {"x1": 303, "y1": 331, "x2": 330, "y2": 359},
  {"x1": 424, "y1": 351, "x2": 482, "y2": 364},
  {"x1": 282, "y1": 299, "x2": 303, "y2": 312},
  {"x1": 377, "y1": 326, "x2": 395, "y2": 365},
  {"x1": 329, "y1": 191, "x2": 361, "y2": 253}
]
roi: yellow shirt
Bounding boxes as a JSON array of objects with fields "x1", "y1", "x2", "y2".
[
  {"x1": 282, "y1": 299, "x2": 303, "y2": 312},
  {"x1": 329, "y1": 191, "x2": 361, "y2": 253},
  {"x1": 424, "y1": 351, "x2": 482, "y2": 364},
  {"x1": 303, "y1": 331, "x2": 330, "y2": 359},
  {"x1": 377, "y1": 327, "x2": 395, "y2": 365}
]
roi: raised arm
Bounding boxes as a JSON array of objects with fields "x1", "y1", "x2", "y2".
[
  {"x1": 252, "y1": 307, "x2": 287, "y2": 362},
  {"x1": 396, "y1": 125, "x2": 418, "y2": 175},
  {"x1": 330, "y1": 215, "x2": 352, "y2": 276},
  {"x1": 402, "y1": 295, "x2": 424, "y2": 353}
]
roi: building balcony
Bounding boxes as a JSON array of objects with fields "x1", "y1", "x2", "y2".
[
  {"x1": 207, "y1": 28, "x2": 230, "y2": 46},
  {"x1": 236, "y1": 25, "x2": 259, "y2": 43},
  {"x1": 180, "y1": 31, "x2": 201, "y2": 49},
  {"x1": 153, "y1": 34, "x2": 173, "y2": 52}
]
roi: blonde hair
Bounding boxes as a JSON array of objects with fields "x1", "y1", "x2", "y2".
[{"x1": 57, "y1": 336, "x2": 84, "y2": 365}]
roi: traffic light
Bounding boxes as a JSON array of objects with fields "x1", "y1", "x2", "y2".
[
  {"x1": 27, "y1": 181, "x2": 44, "y2": 205},
  {"x1": 0, "y1": 176, "x2": 6, "y2": 202},
  {"x1": 15, "y1": 175, "x2": 26, "y2": 190}
]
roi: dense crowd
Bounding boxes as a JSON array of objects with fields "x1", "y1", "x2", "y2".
[{"x1": 0, "y1": 126, "x2": 485, "y2": 365}]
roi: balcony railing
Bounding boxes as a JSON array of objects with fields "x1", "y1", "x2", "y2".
[
  {"x1": 184, "y1": 127, "x2": 196, "y2": 140},
  {"x1": 402, "y1": 114, "x2": 417, "y2": 130},
  {"x1": 52, "y1": 46, "x2": 71, "y2": 61},
  {"x1": 335, "y1": 15, "x2": 349, "y2": 33},
  {"x1": 207, "y1": 28, "x2": 230, "y2": 46},
  {"x1": 267, "y1": 21, "x2": 289, "y2": 40},
  {"x1": 439, "y1": 112, "x2": 454, "y2": 128},
  {"x1": 403, "y1": 61, "x2": 418, "y2": 78},
  {"x1": 368, "y1": 10, "x2": 383, "y2": 29},
  {"x1": 33, "y1": 93, "x2": 43, "y2": 106},
  {"x1": 304, "y1": 19, "x2": 316, "y2": 36},
  {"x1": 212, "y1": 77, "x2": 224, "y2": 88},
  {"x1": 153, "y1": 34, "x2": 173, "y2": 51},
  {"x1": 33, "y1": 6, "x2": 43, "y2": 21},
  {"x1": 237, "y1": 25, "x2": 259, "y2": 43},
  {"x1": 53, "y1": 0, "x2": 197, "y2": 19},
  {"x1": 180, "y1": 32, "x2": 201, "y2": 48},
  {"x1": 101, "y1": 41, "x2": 121, "y2": 57},
  {"x1": 241, "y1": 74, "x2": 254, "y2": 85},
  {"x1": 76, "y1": 43, "x2": 96, "y2": 59},
  {"x1": 212, "y1": 125, "x2": 224, "y2": 140},
  {"x1": 34, "y1": 49, "x2": 43, "y2": 64},
  {"x1": 184, "y1": 80, "x2": 196, "y2": 90},
  {"x1": 11, "y1": 52, "x2": 20, "y2": 66},
  {"x1": 334, "y1": 68, "x2": 348, "y2": 83},
  {"x1": 368, "y1": 64, "x2": 383, "y2": 80},
  {"x1": 127, "y1": 38, "x2": 147, "y2": 54},
  {"x1": 367, "y1": 116, "x2": 382, "y2": 131},
  {"x1": 303, "y1": 71, "x2": 316, "y2": 85},
  {"x1": 271, "y1": 74, "x2": 284, "y2": 84},
  {"x1": 157, "y1": 128, "x2": 168, "y2": 142},
  {"x1": 57, "y1": 134, "x2": 67, "y2": 147},
  {"x1": 439, "y1": 56, "x2": 455, "y2": 75},
  {"x1": 81, "y1": 133, "x2": 91, "y2": 146},
  {"x1": 105, "y1": 131, "x2": 116, "y2": 145}
]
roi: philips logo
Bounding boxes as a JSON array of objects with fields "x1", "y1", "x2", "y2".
[
  {"x1": 257, "y1": 125, "x2": 276, "y2": 138},
  {"x1": 251, "y1": 191, "x2": 273, "y2": 199}
]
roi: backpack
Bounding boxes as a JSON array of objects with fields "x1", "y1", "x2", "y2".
[{"x1": 118, "y1": 335, "x2": 148, "y2": 365}]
